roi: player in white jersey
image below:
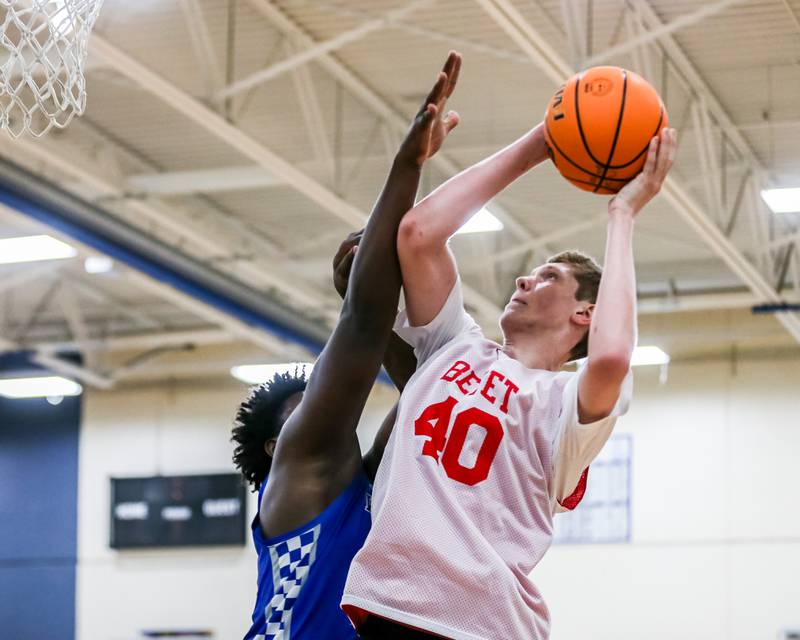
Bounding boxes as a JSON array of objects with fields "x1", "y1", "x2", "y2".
[{"x1": 341, "y1": 90, "x2": 678, "y2": 637}]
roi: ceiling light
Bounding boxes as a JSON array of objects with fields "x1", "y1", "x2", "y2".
[
  {"x1": 0, "y1": 376, "x2": 83, "y2": 399},
  {"x1": 84, "y1": 255, "x2": 114, "y2": 274},
  {"x1": 231, "y1": 363, "x2": 314, "y2": 385},
  {"x1": 0, "y1": 235, "x2": 76, "y2": 265},
  {"x1": 454, "y1": 208, "x2": 504, "y2": 235},
  {"x1": 630, "y1": 346, "x2": 670, "y2": 367},
  {"x1": 761, "y1": 188, "x2": 800, "y2": 214}
]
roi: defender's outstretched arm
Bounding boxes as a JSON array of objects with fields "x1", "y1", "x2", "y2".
[{"x1": 262, "y1": 53, "x2": 462, "y2": 536}]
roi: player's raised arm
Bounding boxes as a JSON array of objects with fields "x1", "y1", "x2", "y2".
[
  {"x1": 397, "y1": 122, "x2": 550, "y2": 327},
  {"x1": 263, "y1": 54, "x2": 462, "y2": 534},
  {"x1": 332, "y1": 230, "x2": 417, "y2": 394},
  {"x1": 578, "y1": 129, "x2": 677, "y2": 422},
  {"x1": 332, "y1": 230, "x2": 417, "y2": 479}
]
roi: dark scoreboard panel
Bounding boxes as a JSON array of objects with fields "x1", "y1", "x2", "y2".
[{"x1": 110, "y1": 473, "x2": 247, "y2": 549}]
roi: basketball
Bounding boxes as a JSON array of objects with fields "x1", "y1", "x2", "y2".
[{"x1": 544, "y1": 66, "x2": 668, "y2": 194}]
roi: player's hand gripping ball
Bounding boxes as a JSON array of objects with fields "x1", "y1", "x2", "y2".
[{"x1": 544, "y1": 66, "x2": 668, "y2": 194}]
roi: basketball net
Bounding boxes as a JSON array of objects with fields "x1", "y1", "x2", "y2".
[{"x1": 0, "y1": 0, "x2": 104, "y2": 138}]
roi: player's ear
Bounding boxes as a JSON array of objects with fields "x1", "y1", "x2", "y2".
[
  {"x1": 572, "y1": 302, "x2": 594, "y2": 327},
  {"x1": 264, "y1": 438, "x2": 277, "y2": 458}
]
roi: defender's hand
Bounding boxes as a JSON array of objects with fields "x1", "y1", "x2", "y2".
[
  {"x1": 609, "y1": 128, "x2": 677, "y2": 217},
  {"x1": 332, "y1": 230, "x2": 363, "y2": 299},
  {"x1": 396, "y1": 51, "x2": 462, "y2": 167}
]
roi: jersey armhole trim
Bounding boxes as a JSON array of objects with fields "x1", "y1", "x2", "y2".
[
  {"x1": 254, "y1": 470, "x2": 370, "y2": 545},
  {"x1": 557, "y1": 466, "x2": 589, "y2": 511}
]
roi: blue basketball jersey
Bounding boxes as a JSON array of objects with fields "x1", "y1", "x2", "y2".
[{"x1": 243, "y1": 470, "x2": 372, "y2": 640}]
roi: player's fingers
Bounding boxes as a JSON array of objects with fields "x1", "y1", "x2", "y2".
[
  {"x1": 666, "y1": 128, "x2": 678, "y2": 170},
  {"x1": 642, "y1": 135, "x2": 659, "y2": 176},
  {"x1": 443, "y1": 110, "x2": 460, "y2": 133},
  {"x1": 333, "y1": 231, "x2": 361, "y2": 267},
  {"x1": 332, "y1": 243, "x2": 349, "y2": 268},
  {"x1": 445, "y1": 53, "x2": 462, "y2": 98},
  {"x1": 421, "y1": 103, "x2": 438, "y2": 128},
  {"x1": 655, "y1": 128, "x2": 676, "y2": 178},
  {"x1": 441, "y1": 50, "x2": 458, "y2": 82},
  {"x1": 422, "y1": 72, "x2": 448, "y2": 111},
  {"x1": 336, "y1": 246, "x2": 356, "y2": 277}
]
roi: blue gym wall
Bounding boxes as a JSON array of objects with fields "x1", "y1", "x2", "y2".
[{"x1": 0, "y1": 364, "x2": 80, "y2": 640}]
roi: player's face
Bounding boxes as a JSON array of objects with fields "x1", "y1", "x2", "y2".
[{"x1": 501, "y1": 262, "x2": 581, "y2": 329}]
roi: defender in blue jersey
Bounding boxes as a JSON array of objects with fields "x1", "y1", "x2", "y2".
[{"x1": 230, "y1": 53, "x2": 463, "y2": 640}]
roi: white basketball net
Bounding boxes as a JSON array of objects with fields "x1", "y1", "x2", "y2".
[{"x1": 0, "y1": 0, "x2": 104, "y2": 138}]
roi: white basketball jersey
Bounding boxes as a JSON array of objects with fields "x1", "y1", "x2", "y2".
[{"x1": 342, "y1": 280, "x2": 632, "y2": 640}]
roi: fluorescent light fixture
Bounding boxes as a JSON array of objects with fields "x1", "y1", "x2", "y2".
[
  {"x1": 0, "y1": 376, "x2": 83, "y2": 399},
  {"x1": 454, "y1": 208, "x2": 504, "y2": 235},
  {"x1": 84, "y1": 255, "x2": 114, "y2": 274},
  {"x1": 0, "y1": 235, "x2": 76, "y2": 265},
  {"x1": 761, "y1": 188, "x2": 800, "y2": 213},
  {"x1": 630, "y1": 346, "x2": 670, "y2": 367},
  {"x1": 231, "y1": 362, "x2": 314, "y2": 385}
]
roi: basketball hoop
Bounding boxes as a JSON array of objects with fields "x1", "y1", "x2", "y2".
[{"x1": 0, "y1": 0, "x2": 105, "y2": 138}]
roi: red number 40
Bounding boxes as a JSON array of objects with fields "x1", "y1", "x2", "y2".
[{"x1": 413, "y1": 397, "x2": 504, "y2": 486}]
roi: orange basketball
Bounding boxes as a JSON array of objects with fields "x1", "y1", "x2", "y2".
[{"x1": 544, "y1": 66, "x2": 668, "y2": 194}]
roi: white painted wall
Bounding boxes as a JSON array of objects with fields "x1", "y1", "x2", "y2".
[{"x1": 76, "y1": 357, "x2": 800, "y2": 640}]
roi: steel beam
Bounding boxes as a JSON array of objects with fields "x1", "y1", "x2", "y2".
[
  {"x1": 637, "y1": 290, "x2": 757, "y2": 314},
  {"x1": 178, "y1": 0, "x2": 224, "y2": 96},
  {"x1": 0, "y1": 263, "x2": 61, "y2": 295},
  {"x1": 57, "y1": 282, "x2": 96, "y2": 369},
  {"x1": 33, "y1": 328, "x2": 235, "y2": 354},
  {"x1": 583, "y1": 0, "x2": 746, "y2": 68},
  {"x1": 285, "y1": 39, "x2": 336, "y2": 184},
  {"x1": 216, "y1": 0, "x2": 434, "y2": 102},
  {"x1": 126, "y1": 166, "x2": 282, "y2": 195},
  {"x1": 0, "y1": 333, "x2": 115, "y2": 389},
  {"x1": 90, "y1": 36, "x2": 365, "y2": 228}
]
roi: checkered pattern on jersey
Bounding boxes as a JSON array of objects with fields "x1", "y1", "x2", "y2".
[{"x1": 262, "y1": 523, "x2": 321, "y2": 640}]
